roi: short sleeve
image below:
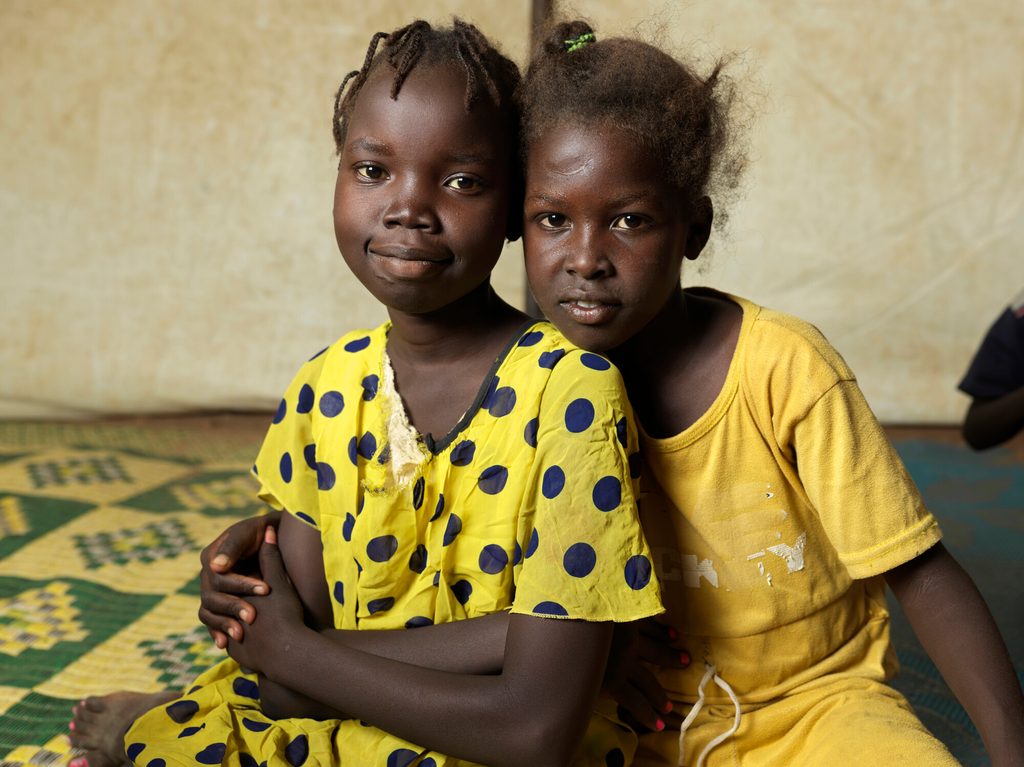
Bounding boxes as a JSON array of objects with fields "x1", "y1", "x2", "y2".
[
  {"x1": 793, "y1": 379, "x2": 942, "y2": 579},
  {"x1": 958, "y1": 304, "x2": 1024, "y2": 399},
  {"x1": 252, "y1": 349, "x2": 329, "y2": 530},
  {"x1": 511, "y1": 351, "x2": 663, "y2": 622}
]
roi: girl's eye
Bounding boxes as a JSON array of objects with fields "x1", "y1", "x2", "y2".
[
  {"x1": 538, "y1": 213, "x2": 568, "y2": 230},
  {"x1": 444, "y1": 175, "x2": 481, "y2": 191},
  {"x1": 612, "y1": 214, "x2": 646, "y2": 230},
  {"x1": 355, "y1": 164, "x2": 387, "y2": 181}
]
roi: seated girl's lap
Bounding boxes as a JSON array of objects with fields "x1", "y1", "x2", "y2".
[{"x1": 633, "y1": 679, "x2": 958, "y2": 767}]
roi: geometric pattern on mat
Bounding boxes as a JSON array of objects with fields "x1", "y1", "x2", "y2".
[{"x1": 0, "y1": 419, "x2": 267, "y2": 765}]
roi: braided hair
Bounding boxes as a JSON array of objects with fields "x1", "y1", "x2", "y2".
[{"x1": 332, "y1": 19, "x2": 520, "y2": 153}]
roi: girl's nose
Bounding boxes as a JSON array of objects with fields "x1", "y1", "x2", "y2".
[
  {"x1": 383, "y1": 183, "x2": 439, "y2": 231},
  {"x1": 565, "y1": 230, "x2": 612, "y2": 279}
]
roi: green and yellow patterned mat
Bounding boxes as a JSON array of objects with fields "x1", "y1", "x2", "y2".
[{"x1": 0, "y1": 417, "x2": 268, "y2": 766}]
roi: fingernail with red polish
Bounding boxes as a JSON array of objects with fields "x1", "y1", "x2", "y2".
[
  {"x1": 655, "y1": 719, "x2": 666, "y2": 732},
  {"x1": 663, "y1": 700, "x2": 674, "y2": 713},
  {"x1": 667, "y1": 627, "x2": 678, "y2": 641},
  {"x1": 680, "y1": 651, "x2": 691, "y2": 666},
  {"x1": 69, "y1": 719, "x2": 75, "y2": 731}
]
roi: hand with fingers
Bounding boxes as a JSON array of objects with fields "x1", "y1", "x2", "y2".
[
  {"x1": 224, "y1": 526, "x2": 306, "y2": 675},
  {"x1": 198, "y1": 510, "x2": 282, "y2": 648},
  {"x1": 604, "y1": 618, "x2": 690, "y2": 734}
]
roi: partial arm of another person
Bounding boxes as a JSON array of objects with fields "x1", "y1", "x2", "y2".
[
  {"x1": 231, "y1": 526, "x2": 612, "y2": 767},
  {"x1": 961, "y1": 386, "x2": 1024, "y2": 450},
  {"x1": 885, "y1": 542, "x2": 1024, "y2": 767}
]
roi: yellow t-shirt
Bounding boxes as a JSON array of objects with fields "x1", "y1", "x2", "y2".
[{"x1": 639, "y1": 291, "x2": 941, "y2": 704}]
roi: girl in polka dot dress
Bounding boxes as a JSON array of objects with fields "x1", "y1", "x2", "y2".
[
  {"x1": 196, "y1": 17, "x2": 1024, "y2": 767},
  {"x1": 69, "y1": 19, "x2": 662, "y2": 767}
]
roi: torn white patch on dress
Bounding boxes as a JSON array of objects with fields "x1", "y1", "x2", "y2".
[
  {"x1": 746, "y1": 551, "x2": 765, "y2": 561},
  {"x1": 767, "y1": 532, "x2": 807, "y2": 573},
  {"x1": 682, "y1": 555, "x2": 719, "y2": 588}
]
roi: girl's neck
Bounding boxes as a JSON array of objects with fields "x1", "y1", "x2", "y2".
[
  {"x1": 612, "y1": 287, "x2": 742, "y2": 438},
  {"x1": 386, "y1": 281, "x2": 528, "y2": 365}
]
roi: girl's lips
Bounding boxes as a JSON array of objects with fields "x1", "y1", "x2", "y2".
[
  {"x1": 559, "y1": 299, "x2": 620, "y2": 325},
  {"x1": 367, "y1": 243, "x2": 452, "y2": 280}
]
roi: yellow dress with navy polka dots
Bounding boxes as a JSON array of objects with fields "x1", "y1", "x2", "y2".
[{"x1": 124, "y1": 320, "x2": 663, "y2": 767}]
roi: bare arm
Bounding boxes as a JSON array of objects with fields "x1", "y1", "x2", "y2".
[
  {"x1": 233, "y1": 531, "x2": 611, "y2": 767},
  {"x1": 962, "y1": 387, "x2": 1024, "y2": 450},
  {"x1": 202, "y1": 512, "x2": 509, "y2": 672},
  {"x1": 885, "y1": 543, "x2": 1024, "y2": 766}
]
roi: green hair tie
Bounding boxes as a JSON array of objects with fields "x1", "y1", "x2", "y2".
[{"x1": 564, "y1": 32, "x2": 595, "y2": 52}]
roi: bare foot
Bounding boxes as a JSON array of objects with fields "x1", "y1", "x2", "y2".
[{"x1": 69, "y1": 690, "x2": 179, "y2": 767}]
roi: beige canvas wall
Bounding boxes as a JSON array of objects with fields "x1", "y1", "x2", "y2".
[
  {"x1": 3, "y1": 1, "x2": 1023, "y2": 422},
  {"x1": 0, "y1": 1, "x2": 530, "y2": 418}
]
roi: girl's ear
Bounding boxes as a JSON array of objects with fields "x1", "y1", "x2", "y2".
[{"x1": 685, "y1": 196, "x2": 713, "y2": 260}]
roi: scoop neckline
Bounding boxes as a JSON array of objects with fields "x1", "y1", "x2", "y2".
[
  {"x1": 638, "y1": 289, "x2": 754, "y2": 452},
  {"x1": 382, "y1": 317, "x2": 541, "y2": 456}
]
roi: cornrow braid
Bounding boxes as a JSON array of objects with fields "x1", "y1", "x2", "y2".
[{"x1": 331, "y1": 19, "x2": 520, "y2": 156}]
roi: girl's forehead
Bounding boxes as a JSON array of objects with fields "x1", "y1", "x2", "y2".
[{"x1": 349, "y1": 64, "x2": 509, "y2": 152}]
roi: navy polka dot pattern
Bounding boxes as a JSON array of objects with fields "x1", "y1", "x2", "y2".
[
  {"x1": 366, "y1": 535, "x2": 398, "y2": 562},
  {"x1": 233, "y1": 677, "x2": 259, "y2": 699},
  {"x1": 409, "y1": 544, "x2": 428, "y2": 573},
  {"x1": 319, "y1": 391, "x2": 344, "y2": 418},
  {"x1": 524, "y1": 417, "x2": 539, "y2": 448},
  {"x1": 615, "y1": 416, "x2": 628, "y2": 447},
  {"x1": 242, "y1": 717, "x2": 271, "y2": 733},
  {"x1": 342, "y1": 513, "x2": 355, "y2": 541},
  {"x1": 297, "y1": 384, "x2": 315, "y2": 414},
  {"x1": 430, "y1": 494, "x2": 445, "y2": 522},
  {"x1": 279, "y1": 452, "x2": 293, "y2": 483},
  {"x1": 412, "y1": 476, "x2": 425, "y2": 510},
  {"x1": 295, "y1": 512, "x2": 316, "y2": 527},
  {"x1": 303, "y1": 443, "x2": 317, "y2": 471},
  {"x1": 624, "y1": 554, "x2": 653, "y2": 590},
  {"x1": 487, "y1": 386, "x2": 517, "y2": 417},
  {"x1": 387, "y1": 748, "x2": 418, "y2": 767},
  {"x1": 580, "y1": 352, "x2": 611, "y2": 371},
  {"x1": 367, "y1": 596, "x2": 395, "y2": 615},
  {"x1": 127, "y1": 744, "x2": 146, "y2": 760},
  {"x1": 518, "y1": 330, "x2": 544, "y2": 346},
  {"x1": 542, "y1": 466, "x2": 565, "y2": 499},
  {"x1": 361, "y1": 374, "x2": 379, "y2": 401},
  {"x1": 405, "y1": 616, "x2": 433, "y2": 629},
  {"x1": 479, "y1": 544, "x2": 509, "y2": 574},
  {"x1": 449, "y1": 439, "x2": 475, "y2": 466},
  {"x1": 538, "y1": 349, "x2": 565, "y2": 369},
  {"x1": 165, "y1": 699, "x2": 199, "y2": 723},
  {"x1": 285, "y1": 735, "x2": 309, "y2": 766},
  {"x1": 344, "y1": 336, "x2": 371, "y2": 352},
  {"x1": 526, "y1": 528, "x2": 539, "y2": 558},
  {"x1": 239, "y1": 755, "x2": 258, "y2": 767},
  {"x1": 333, "y1": 581, "x2": 344, "y2": 605},
  {"x1": 451, "y1": 579, "x2": 473, "y2": 605},
  {"x1": 565, "y1": 398, "x2": 595, "y2": 432},
  {"x1": 533, "y1": 601, "x2": 568, "y2": 616},
  {"x1": 195, "y1": 743, "x2": 226, "y2": 764},
  {"x1": 443, "y1": 514, "x2": 462, "y2": 546},
  {"x1": 315, "y1": 462, "x2": 336, "y2": 491},
  {"x1": 563, "y1": 542, "x2": 597, "y2": 578},
  {"x1": 477, "y1": 465, "x2": 509, "y2": 495},
  {"x1": 592, "y1": 476, "x2": 622, "y2": 512},
  {"x1": 272, "y1": 399, "x2": 286, "y2": 424}
]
